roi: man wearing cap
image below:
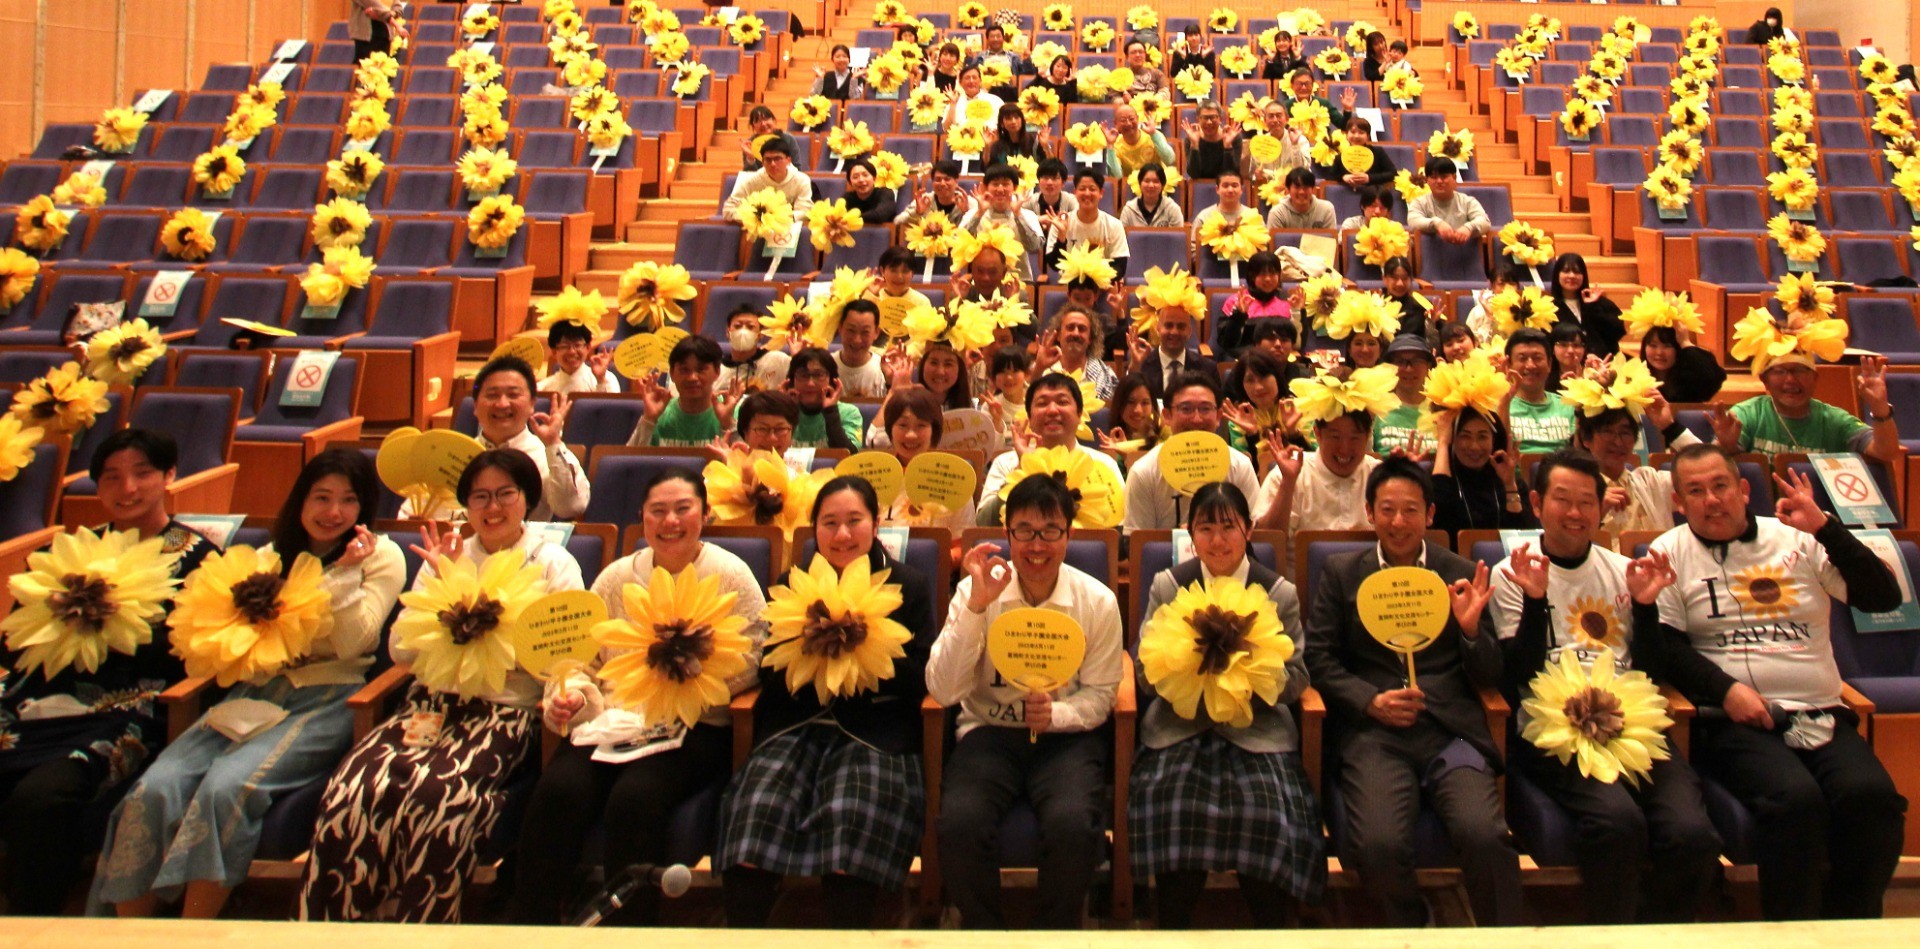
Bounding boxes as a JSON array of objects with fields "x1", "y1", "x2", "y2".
[
  {"x1": 1375, "y1": 334, "x2": 1434, "y2": 455},
  {"x1": 1122, "y1": 372, "x2": 1263, "y2": 532},
  {"x1": 1714, "y1": 353, "x2": 1898, "y2": 463}
]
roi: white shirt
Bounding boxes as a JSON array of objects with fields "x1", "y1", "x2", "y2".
[
  {"x1": 394, "y1": 529, "x2": 586, "y2": 708},
  {"x1": 1491, "y1": 543, "x2": 1636, "y2": 730},
  {"x1": 979, "y1": 443, "x2": 1124, "y2": 506},
  {"x1": 1257, "y1": 452, "x2": 1381, "y2": 580},
  {"x1": 538, "y1": 364, "x2": 621, "y2": 395},
  {"x1": 927, "y1": 563, "x2": 1126, "y2": 739},
  {"x1": 396, "y1": 428, "x2": 589, "y2": 522},
  {"x1": 834, "y1": 350, "x2": 887, "y2": 401},
  {"x1": 1121, "y1": 439, "x2": 1262, "y2": 532},
  {"x1": 1050, "y1": 211, "x2": 1131, "y2": 264},
  {"x1": 1651, "y1": 517, "x2": 1850, "y2": 710}
]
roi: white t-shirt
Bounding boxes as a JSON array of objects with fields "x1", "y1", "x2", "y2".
[
  {"x1": 834, "y1": 350, "x2": 887, "y2": 401},
  {"x1": 1491, "y1": 543, "x2": 1636, "y2": 670},
  {"x1": 1256, "y1": 452, "x2": 1380, "y2": 580},
  {"x1": 1651, "y1": 517, "x2": 1849, "y2": 710},
  {"x1": 1122, "y1": 440, "x2": 1261, "y2": 532},
  {"x1": 538, "y1": 364, "x2": 621, "y2": 395}
]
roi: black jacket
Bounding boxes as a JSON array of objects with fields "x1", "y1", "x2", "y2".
[
  {"x1": 1552, "y1": 294, "x2": 1626, "y2": 359},
  {"x1": 1138, "y1": 348, "x2": 1222, "y2": 403}
]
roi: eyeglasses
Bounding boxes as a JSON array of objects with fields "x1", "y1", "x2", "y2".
[
  {"x1": 793, "y1": 371, "x2": 832, "y2": 383},
  {"x1": 467, "y1": 487, "x2": 522, "y2": 509},
  {"x1": 747, "y1": 424, "x2": 794, "y2": 438},
  {"x1": 1169, "y1": 402, "x2": 1217, "y2": 417},
  {"x1": 1007, "y1": 525, "x2": 1068, "y2": 543}
]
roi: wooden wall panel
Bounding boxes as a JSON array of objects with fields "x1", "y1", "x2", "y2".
[
  {"x1": 125, "y1": 1, "x2": 190, "y2": 96},
  {"x1": 0, "y1": 0, "x2": 35, "y2": 162},
  {"x1": 192, "y1": 0, "x2": 253, "y2": 88},
  {"x1": 41, "y1": 0, "x2": 118, "y2": 125}
]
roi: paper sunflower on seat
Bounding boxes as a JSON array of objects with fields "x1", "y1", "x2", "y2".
[
  {"x1": 805, "y1": 199, "x2": 864, "y2": 253},
  {"x1": 161, "y1": 208, "x2": 218, "y2": 262},
  {"x1": 561, "y1": 56, "x2": 606, "y2": 90},
  {"x1": 868, "y1": 150, "x2": 909, "y2": 191},
  {"x1": 1126, "y1": 5, "x2": 1157, "y2": 30},
  {"x1": 1730, "y1": 305, "x2": 1847, "y2": 374},
  {"x1": 705, "y1": 449, "x2": 830, "y2": 539},
  {"x1": 1768, "y1": 53, "x2": 1806, "y2": 85},
  {"x1": 1861, "y1": 53, "x2": 1899, "y2": 86},
  {"x1": 617, "y1": 261, "x2": 696, "y2": 330},
  {"x1": 1324, "y1": 291, "x2": 1403, "y2": 341},
  {"x1": 1081, "y1": 21, "x2": 1115, "y2": 51},
  {"x1": 1559, "y1": 356, "x2": 1659, "y2": 419},
  {"x1": 0, "y1": 414, "x2": 41, "y2": 482},
  {"x1": 1130, "y1": 92, "x2": 1173, "y2": 130},
  {"x1": 827, "y1": 121, "x2": 876, "y2": 160},
  {"x1": 455, "y1": 146, "x2": 518, "y2": 197},
  {"x1": 342, "y1": 99, "x2": 390, "y2": 141},
  {"x1": 901, "y1": 299, "x2": 996, "y2": 354},
  {"x1": 1670, "y1": 74, "x2": 1710, "y2": 104},
  {"x1": 299, "y1": 245, "x2": 376, "y2": 307},
  {"x1": 1767, "y1": 214, "x2": 1825, "y2": 264},
  {"x1": 15, "y1": 195, "x2": 71, "y2": 254},
  {"x1": 1771, "y1": 131, "x2": 1818, "y2": 170},
  {"x1": 1423, "y1": 350, "x2": 1510, "y2": 417},
  {"x1": 84, "y1": 319, "x2": 166, "y2": 386},
  {"x1": 169, "y1": 546, "x2": 333, "y2": 687},
  {"x1": 191, "y1": 145, "x2": 247, "y2": 198},
  {"x1": 358, "y1": 50, "x2": 400, "y2": 80},
  {"x1": 1, "y1": 528, "x2": 181, "y2": 679},
  {"x1": 533, "y1": 285, "x2": 608, "y2": 334},
  {"x1": 0, "y1": 248, "x2": 39, "y2": 312},
  {"x1": 1140, "y1": 576, "x2": 1292, "y2": 728},
  {"x1": 468, "y1": 195, "x2": 525, "y2": 250},
  {"x1": 1765, "y1": 168, "x2": 1818, "y2": 212},
  {"x1": 996, "y1": 445, "x2": 1125, "y2": 528},
  {"x1": 1668, "y1": 99, "x2": 1711, "y2": 135},
  {"x1": 903, "y1": 210, "x2": 957, "y2": 260},
  {"x1": 326, "y1": 151, "x2": 384, "y2": 199},
  {"x1": 670, "y1": 63, "x2": 711, "y2": 98},
  {"x1": 1296, "y1": 272, "x2": 1346, "y2": 328},
  {"x1": 946, "y1": 122, "x2": 989, "y2": 159},
  {"x1": 583, "y1": 113, "x2": 632, "y2": 154},
  {"x1": 761, "y1": 553, "x2": 912, "y2": 702},
  {"x1": 1207, "y1": 7, "x2": 1238, "y2": 32},
  {"x1": 1487, "y1": 286, "x2": 1557, "y2": 337},
  {"x1": 462, "y1": 9, "x2": 500, "y2": 38},
  {"x1": 759, "y1": 293, "x2": 832, "y2": 350},
  {"x1": 396, "y1": 550, "x2": 549, "y2": 698},
  {"x1": 1382, "y1": 70, "x2": 1423, "y2": 107},
  {"x1": 1773, "y1": 272, "x2": 1838, "y2": 323},
  {"x1": 1015, "y1": 86, "x2": 1062, "y2": 127},
  {"x1": 1056, "y1": 242, "x2": 1116, "y2": 289},
  {"x1": 1522, "y1": 647, "x2": 1671, "y2": 786},
  {"x1": 907, "y1": 84, "x2": 950, "y2": 128},
  {"x1": 1393, "y1": 168, "x2": 1430, "y2": 205},
  {"x1": 569, "y1": 85, "x2": 620, "y2": 123},
  {"x1": 1355, "y1": 217, "x2": 1411, "y2": 267},
  {"x1": 1453, "y1": 11, "x2": 1480, "y2": 38},
  {"x1": 595, "y1": 566, "x2": 753, "y2": 727},
  {"x1": 1173, "y1": 65, "x2": 1214, "y2": 101},
  {"x1": 1679, "y1": 54, "x2": 1717, "y2": 83},
  {"x1": 1873, "y1": 107, "x2": 1917, "y2": 140},
  {"x1": 1657, "y1": 131, "x2": 1704, "y2": 176},
  {"x1": 1428, "y1": 127, "x2": 1475, "y2": 166},
  {"x1": 52, "y1": 171, "x2": 106, "y2": 208},
  {"x1": 1289, "y1": 365, "x2": 1399, "y2": 426},
  {"x1": 1899, "y1": 166, "x2": 1920, "y2": 207},
  {"x1": 865, "y1": 51, "x2": 910, "y2": 97},
  {"x1": 1643, "y1": 165, "x2": 1692, "y2": 212},
  {"x1": 956, "y1": 0, "x2": 987, "y2": 27},
  {"x1": 1040, "y1": 3, "x2": 1073, "y2": 31},
  {"x1": 1198, "y1": 212, "x2": 1271, "y2": 263},
  {"x1": 1101, "y1": 67, "x2": 1135, "y2": 98},
  {"x1": 1313, "y1": 47, "x2": 1352, "y2": 78},
  {"x1": 1499, "y1": 219, "x2": 1554, "y2": 267},
  {"x1": 94, "y1": 107, "x2": 147, "y2": 153},
  {"x1": 1570, "y1": 75, "x2": 1611, "y2": 107},
  {"x1": 870, "y1": 0, "x2": 908, "y2": 25},
  {"x1": 310, "y1": 198, "x2": 372, "y2": 252},
  {"x1": 461, "y1": 79, "x2": 508, "y2": 116},
  {"x1": 1219, "y1": 45, "x2": 1259, "y2": 78},
  {"x1": 10, "y1": 362, "x2": 107, "y2": 434},
  {"x1": 790, "y1": 95, "x2": 832, "y2": 131},
  {"x1": 1493, "y1": 48, "x2": 1532, "y2": 82},
  {"x1": 1064, "y1": 122, "x2": 1108, "y2": 155}
]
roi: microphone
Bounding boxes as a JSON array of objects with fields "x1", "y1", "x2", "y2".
[{"x1": 569, "y1": 862, "x2": 693, "y2": 927}]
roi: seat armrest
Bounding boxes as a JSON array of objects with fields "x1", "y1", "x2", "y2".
[
  {"x1": 729, "y1": 687, "x2": 759, "y2": 768},
  {"x1": 1842, "y1": 683, "x2": 1876, "y2": 738},
  {"x1": 1478, "y1": 686, "x2": 1510, "y2": 758},
  {"x1": 159, "y1": 675, "x2": 217, "y2": 742},
  {"x1": 346, "y1": 663, "x2": 412, "y2": 740}
]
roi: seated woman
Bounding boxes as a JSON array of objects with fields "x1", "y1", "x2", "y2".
[
  {"x1": 866, "y1": 341, "x2": 976, "y2": 448},
  {"x1": 1222, "y1": 348, "x2": 1292, "y2": 467},
  {"x1": 1344, "y1": 330, "x2": 1387, "y2": 371},
  {"x1": 1024, "y1": 53, "x2": 1081, "y2": 105},
  {"x1": 0, "y1": 429, "x2": 218, "y2": 915},
  {"x1": 1547, "y1": 322, "x2": 1587, "y2": 393},
  {"x1": 1097, "y1": 372, "x2": 1165, "y2": 472},
  {"x1": 883, "y1": 387, "x2": 977, "y2": 534},
  {"x1": 812, "y1": 44, "x2": 862, "y2": 99},
  {"x1": 300, "y1": 448, "x2": 586, "y2": 923},
  {"x1": 93, "y1": 449, "x2": 405, "y2": 919},
  {"x1": 1548, "y1": 253, "x2": 1625, "y2": 359},
  {"x1": 1316, "y1": 116, "x2": 1395, "y2": 191},
  {"x1": 1215, "y1": 252, "x2": 1291, "y2": 355},
  {"x1": 842, "y1": 157, "x2": 898, "y2": 221},
  {"x1": 1380, "y1": 256, "x2": 1429, "y2": 342},
  {"x1": 1131, "y1": 483, "x2": 1321, "y2": 928},
  {"x1": 510, "y1": 468, "x2": 767, "y2": 925},
  {"x1": 1430, "y1": 407, "x2": 1535, "y2": 538},
  {"x1": 986, "y1": 103, "x2": 1052, "y2": 167},
  {"x1": 1642, "y1": 325, "x2": 1726, "y2": 404},
  {"x1": 715, "y1": 476, "x2": 938, "y2": 928},
  {"x1": 1119, "y1": 162, "x2": 1185, "y2": 227}
]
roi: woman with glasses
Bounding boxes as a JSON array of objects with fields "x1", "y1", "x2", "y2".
[
  {"x1": 715, "y1": 475, "x2": 938, "y2": 928},
  {"x1": 300, "y1": 449, "x2": 586, "y2": 923},
  {"x1": 1131, "y1": 482, "x2": 1321, "y2": 928},
  {"x1": 510, "y1": 467, "x2": 769, "y2": 925}
]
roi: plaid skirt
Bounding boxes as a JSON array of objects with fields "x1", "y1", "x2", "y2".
[
  {"x1": 715, "y1": 724, "x2": 925, "y2": 890},
  {"x1": 1128, "y1": 732, "x2": 1326, "y2": 903}
]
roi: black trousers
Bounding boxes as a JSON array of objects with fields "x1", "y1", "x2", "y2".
[
  {"x1": 1153, "y1": 870, "x2": 1298, "y2": 929},
  {"x1": 0, "y1": 758, "x2": 96, "y2": 915},
  {"x1": 351, "y1": 20, "x2": 390, "y2": 64},
  {"x1": 1337, "y1": 720, "x2": 1524, "y2": 927},
  {"x1": 936, "y1": 727, "x2": 1108, "y2": 929},
  {"x1": 1695, "y1": 712, "x2": 1906, "y2": 920},
  {"x1": 508, "y1": 724, "x2": 732, "y2": 924},
  {"x1": 1514, "y1": 741, "x2": 1721, "y2": 923}
]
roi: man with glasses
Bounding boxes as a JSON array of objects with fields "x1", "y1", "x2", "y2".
[
  {"x1": 1122, "y1": 372, "x2": 1261, "y2": 532},
  {"x1": 929, "y1": 475, "x2": 1125, "y2": 928},
  {"x1": 978, "y1": 373, "x2": 1123, "y2": 524},
  {"x1": 721, "y1": 137, "x2": 812, "y2": 223},
  {"x1": 537, "y1": 319, "x2": 618, "y2": 394},
  {"x1": 785, "y1": 349, "x2": 861, "y2": 451}
]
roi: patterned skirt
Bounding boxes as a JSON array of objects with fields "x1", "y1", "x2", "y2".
[
  {"x1": 1127, "y1": 732, "x2": 1327, "y2": 903},
  {"x1": 715, "y1": 724, "x2": 925, "y2": 890}
]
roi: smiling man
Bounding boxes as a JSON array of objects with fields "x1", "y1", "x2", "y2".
[
  {"x1": 1255, "y1": 377, "x2": 1387, "y2": 579},
  {"x1": 1122, "y1": 372, "x2": 1260, "y2": 532},
  {"x1": 438, "y1": 355, "x2": 587, "y2": 520},
  {"x1": 977, "y1": 373, "x2": 1123, "y2": 526},
  {"x1": 1715, "y1": 353, "x2": 1899, "y2": 463},
  {"x1": 785, "y1": 348, "x2": 862, "y2": 451},
  {"x1": 1505, "y1": 328, "x2": 1576, "y2": 453}
]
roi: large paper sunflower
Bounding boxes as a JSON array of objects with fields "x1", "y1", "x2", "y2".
[
  {"x1": 704, "y1": 449, "x2": 830, "y2": 540},
  {"x1": 1382, "y1": 70, "x2": 1424, "y2": 107},
  {"x1": 1487, "y1": 285, "x2": 1558, "y2": 337},
  {"x1": 1767, "y1": 214, "x2": 1825, "y2": 263},
  {"x1": 326, "y1": 151, "x2": 384, "y2": 199},
  {"x1": 1766, "y1": 168, "x2": 1818, "y2": 212},
  {"x1": 738, "y1": 189, "x2": 794, "y2": 242},
  {"x1": 1643, "y1": 165, "x2": 1693, "y2": 212},
  {"x1": 1128, "y1": 265, "x2": 1206, "y2": 343},
  {"x1": 903, "y1": 209, "x2": 957, "y2": 260},
  {"x1": 0, "y1": 414, "x2": 42, "y2": 483},
  {"x1": 192, "y1": 145, "x2": 247, "y2": 196},
  {"x1": 1423, "y1": 351, "x2": 1511, "y2": 417},
  {"x1": 1139, "y1": 577, "x2": 1293, "y2": 728},
  {"x1": 1729, "y1": 306, "x2": 1848, "y2": 374},
  {"x1": 170, "y1": 546, "x2": 333, "y2": 686},
  {"x1": 1355, "y1": 218, "x2": 1411, "y2": 268},
  {"x1": 1521, "y1": 647, "x2": 1671, "y2": 785},
  {"x1": 1560, "y1": 99, "x2": 1602, "y2": 140},
  {"x1": 456, "y1": 146, "x2": 519, "y2": 194},
  {"x1": 1056, "y1": 242, "x2": 1116, "y2": 289},
  {"x1": 1774, "y1": 272, "x2": 1836, "y2": 322},
  {"x1": 534, "y1": 285, "x2": 608, "y2": 333},
  {"x1": 617, "y1": 261, "x2": 695, "y2": 330},
  {"x1": 902, "y1": 299, "x2": 997, "y2": 354},
  {"x1": 10, "y1": 362, "x2": 108, "y2": 435},
  {"x1": 1081, "y1": 20, "x2": 1115, "y2": 51},
  {"x1": 468, "y1": 195, "x2": 525, "y2": 250},
  {"x1": 1198, "y1": 212, "x2": 1271, "y2": 263},
  {"x1": 394, "y1": 550, "x2": 550, "y2": 698},
  {"x1": 310, "y1": 198, "x2": 372, "y2": 251},
  {"x1": 0, "y1": 247, "x2": 39, "y2": 312},
  {"x1": 595, "y1": 566, "x2": 753, "y2": 727},
  {"x1": 806, "y1": 198, "x2": 864, "y2": 253},
  {"x1": 1063, "y1": 121, "x2": 1108, "y2": 156},
  {"x1": 950, "y1": 221, "x2": 1024, "y2": 272},
  {"x1": 1218, "y1": 46, "x2": 1259, "y2": 78},
  {"x1": 1560, "y1": 356, "x2": 1660, "y2": 419},
  {"x1": 1, "y1": 528, "x2": 181, "y2": 679},
  {"x1": 93, "y1": 107, "x2": 147, "y2": 152},
  {"x1": 342, "y1": 100, "x2": 390, "y2": 142},
  {"x1": 16, "y1": 195, "x2": 72, "y2": 254},
  {"x1": 1771, "y1": 131, "x2": 1818, "y2": 170},
  {"x1": 762, "y1": 554, "x2": 911, "y2": 702},
  {"x1": 1498, "y1": 219, "x2": 1554, "y2": 267},
  {"x1": 160, "y1": 208, "x2": 218, "y2": 262},
  {"x1": 1290, "y1": 365, "x2": 1399, "y2": 425},
  {"x1": 1173, "y1": 65, "x2": 1214, "y2": 101},
  {"x1": 1324, "y1": 291, "x2": 1403, "y2": 341},
  {"x1": 52, "y1": 171, "x2": 106, "y2": 208},
  {"x1": 996, "y1": 445, "x2": 1124, "y2": 529},
  {"x1": 84, "y1": 319, "x2": 166, "y2": 386},
  {"x1": 907, "y1": 84, "x2": 949, "y2": 128},
  {"x1": 759, "y1": 293, "x2": 838, "y2": 351},
  {"x1": 300, "y1": 245, "x2": 376, "y2": 307},
  {"x1": 1622, "y1": 288, "x2": 1704, "y2": 340},
  {"x1": 1429, "y1": 128, "x2": 1475, "y2": 165}
]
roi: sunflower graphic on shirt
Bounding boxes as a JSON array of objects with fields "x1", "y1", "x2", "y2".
[
  {"x1": 1732, "y1": 564, "x2": 1800, "y2": 620},
  {"x1": 1564, "y1": 596, "x2": 1626, "y2": 651}
]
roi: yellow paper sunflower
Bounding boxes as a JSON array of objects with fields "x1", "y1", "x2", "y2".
[
  {"x1": 904, "y1": 210, "x2": 958, "y2": 259},
  {"x1": 979, "y1": 61, "x2": 1015, "y2": 93},
  {"x1": 908, "y1": 84, "x2": 950, "y2": 128},
  {"x1": 534, "y1": 285, "x2": 608, "y2": 333},
  {"x1": 1658, "y1": 130, "x2": 1704, "y2": 176},
  {"x1": 1383, "y1": 70, "x2": 1424, "y2": 107},
  {"x1": 570, "y1": 85, "x2": 620, "y2": 123},
  {"x1": 1670, "y1": 74, "x2": 1710, "y2": 103},
  {"x1": 1571, "y1": 76, "x2": 1611, "y2": 108},
  {"x1": 1730, "y1": 306, "x2": 1848, "y2": 374},
  {"x1": 1355, "y1": 217, "x2": 1411, "y2": 268},
  {"x1": 1487, "y1": 285, "x2": 1558, "y2": 337},
  {"x1": 1064, "y1": 121, "x2": 1108, "y2": 155},
  {"x1": 1772, "y1": 131, "x2": 1818, "y2": 169},
  {"x1": 595, "y1": 566, "x2": 753, "y2": 727},
  {"x1": 705, "y1": 449, "x2": 830, "y2": 540},
  {"x1": 670, "y1": 63, "x2": 711, "y2": 98},
  {"x1": 790, "y1": 95, "x2": 832, "y2": 131},
  {"x1": 561, "y1": 56, "x2": 606, "y2": 90},
  {"x1": 15, "y1": 195, "x2": 71, "y2": 254},
  {"x1": 468, "y1": 195, "x2": 526, "y2": 250},
  {"x1": 1453, "y1": 12, "x2": 1479, "y2": 38},
  {"x1": 759, "y1": 293, "x2": 830, "y2": 351},
  {"x1": 1622, "y1": 289, "x2": 1704, "y2": 341},
  {"x1": 1559, "y1": 356, "x2": 1659, "y2": 419},
  {"x1": 159, "y1": 207, "x2": 217, "y2": 262},
  {"x1": 996, "y1": 445, "x2": 1124, "y2": 528},
  {"x1": 871, "y1": 0, "x2": 908, "y2": 25},
  {"x1": 310, "y1": 198, "x2": 372, "y2": 251},
  {"x1": 170, "y1": 546, "x2": 333, "y2": 687},
  {"x1": 1393, "y1": 168, "x2": 1430, "y2": 205},
  {"x1": 10, "y1": 362, "x2": 107, "y2": 434},
  {"x1": 1041, "y1": 4, "x2": 1073, "y2": 31},
  {"x1": 1130, "y1": 92, "x2": 1173, "y2": 129},
  {"x1": 1643, "y1": 165, "x2": 1692, "y2": 212},
  {"x1": 0, "y1": 247, "x2": 40, "y2": 312},
  {"x1": 1139, "y1": 576, "x2": 1293, "y2": 728},
  {"x1": 1767, "y1": 214, "x2": 1825, "y2": 263},
  {"x1": 728, "y1": 14, "x2": 767, "y2": 46},
  {"x1": 326, "y1": 151, "x2": 385, "y2": 198},
  {"x1": 84, "y1": 319, "x2": 166, "y2": 386},
  {"x1": 584, "y1": 113, "x2": 632, "y2": 153},
  {"x1": 1325, "y1": 291, "x2": 1402, "y2": 341},
  {"x1": 1499, "y1": 219, "x2": 1555, "y2": 267},
  {"x1": 901, "y1": 299, "x2": 997, "y2": 354},
  {"x1": 1219, "y1": 45, "x2": 1259, "y2": 78},
  {"x1": 957, "y1": 0, "x2": 987, "y2": 27},
  {"x1": 1018, "y1": 86, "x2": 1061, "y2": 126},
  {"x1": 1313, "y1": 47, "x2": 1352, "y2": 78},
  {"x1": 301, "y1": 246, "x2": 375, "y2": 307},
  {"x1": 951, "y1": 221, "x2": 1025, "y2": 272},
  {"x1": 1290, "y1": 365, "x2": 1399, "y2": 425},
  {"x1": 93, "y1": 107, "x2": 147, "y2": 152},
  {"x1": 827, "y1": 121, "x2": 876, "y2": 160},
  {"x1": 869, "y1": 150, "x2": 909, "y2": 191},
  {"x1": 1081, "y1": 21, "x2": 1115, "y2": 51},
  {"x1": 1127, "y1": 5, "x2": 1157, "y2": 30},
  {"x1": 1774, "y1": 272, "x2": 1836, "y2": 322},
  {"x1": 1522, "y1": 647, "x2": 1671, "y2": 786},
  {"x1": 1129, "y1": 265, "x2": 1206, "y2": 343},
  {"x1": 1874, "y1": 107, "x2": 1917, "y2": 140},
  {"x1": 1296, "y1": 272, "x2": 1345, "y2": 328},
  {"x1": 762, "y1": 553, "x2": 911, "y2": 702},
  {"x1": 1766, "y1": 168, "x2": 1818, "y2": 212},
  {"x1": 1423, "y1": 350, "x2": 1511, "y2": 417},
  {"x1": 52, "y1": 171, "x2": 107, "y2": 208},
  {"x1": 0, "y1": 414, "x2": 42, "y2": 483},
  {"x1": 457, "y1": 145, "x2": 519, "y2": 194},
  {"x1": 1207, "y1": 7, "x2": 1237, "y2": 32},
  {"x1": 1, "y1": 528, "x2": 182, "y2": 679},
  {"x1": 342, "y1": 99, "x2": 390, "y2": 141},
  {"x1": 1768, "y1": 53, "x2": 1806, "y2": 85},
  {"x1": 1669, "y1": 99, "x2": 1711, "y2": 135},
  {"x1": 618, "y1": 261, "x2": 696, "y2": 330},
  {"x1": 1424, "y1": 131, "x2": 1473, "y2": 166},
  {"x1": 1862, "y1": 54, "x2": 1899, "y2": 86},
  {"x1": 946, "y1": 122, "x2": 988, "y2": 158},
  {"x1": 1174, "y1": 65, "x2": 1214, "y2": 101},
  {"x1": 1056, "y1": 242, "x2": 1116, "y2": 289},
  {"x1": 462, "y1": 10, "x2": 500, "y2": 38},
  {"x1": 1199, "y1": 212, "x2": 1271, "y2": 263},
  {"x1": 807, "y1": 199, "x2": 864, "y2": 253},
  {"x1": 395, "y1": 550, "x2": 550, "y2": 698}
]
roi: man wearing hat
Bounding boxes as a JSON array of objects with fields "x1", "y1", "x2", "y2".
[
  {"x1": 1714, "y1": 309, "x2": 1898, "y2": 462},
  {"x1": 1375, "y1": 334, "x2": 1434, "y2": 455}
]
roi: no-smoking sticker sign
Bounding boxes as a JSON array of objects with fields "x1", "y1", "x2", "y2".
[{"x1": 1810, "y1": 453, "x2": 1894, "y2": 527}]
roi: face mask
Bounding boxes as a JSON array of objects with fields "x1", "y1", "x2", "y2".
[{"x1": 729, "y1": 328, "x2": 759, "y2": 352}]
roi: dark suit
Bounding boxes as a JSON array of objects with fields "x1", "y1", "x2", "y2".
[
  {"x1": 1138, "y1": 349, "x2": 1221, "y2": 405},
  {"x1": 1304, "y1": 541, "x2": 1522, "y2": 926}
]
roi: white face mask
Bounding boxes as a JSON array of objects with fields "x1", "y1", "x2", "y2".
[{"x1": 729, "y1": 328, "x2": 760, "y2": 352}]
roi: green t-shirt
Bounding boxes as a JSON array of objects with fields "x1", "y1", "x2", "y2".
[
  {"x1": 1509, "y1": 393, "x2": 1577, "y2": 454},
  {"x1": 650, "y1": 401, "x2": 722, "y2": 447},
  {"x1": 1730, "y1": 396, "x2": 1870, "y2": 456},
  {"x1": 794, "y1": 403, "x2": 865, "y2": 449},
  {"x1": 1373, "y1": 402, "x2": 1424, "y2": 455}
]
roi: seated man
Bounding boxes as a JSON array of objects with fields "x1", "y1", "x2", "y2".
[
  {"x1": 1266, "y1": 167, "x2": 1337, "y2": 230},
  {"x1": 1714, "y1": 351, "x2": 1898, "y2": 463},
  {"x1": 1246, "y1": 98, "x2": 1313, "y2": 194},
  {"x1": 1408, "y1": 156, "x2": 1491, "y2": 245},
  {"x1": 537, "y1": 317, "x2": 619, "y2": 394},
  {"x1": 1645, "y1": 443, "x2": 1907, "y2": 921},
  {"x1": 1187, "y1": 168, "x2": 1258, "y2": 264},
  {"x1": 1505, "y1": 328, "x2": 1577, "y2": 454},
  {"x1": 1491, "y1": 450, "x2": 1720, "y2": 924},
  {"x1": 1253, "y1": 368, "x2": 1387, "y2": 580},
  {"x1": 1304, "y1": 457, "x2": 1523, "y2": 927},
  {"x1": 629, "y1": 336, "x2": 729, "y2": 448},
  {"x1": 1128, "y1": 293, "x2": 1220, "y2": 405},
  {"x1": 957, "y1": 165, "x2": 1047, "y2": 282},
  {"x1": 1182, "y1": 98, "x2": 1245, "y2": 181},
  {"x1": 720, "y1": 137, "x2": 813, "y2": 223},
  {"x1": 977, "y1": 372, "x2": 1123, "y2": 524},
  {"x1": 1123, "y1": 372, "x2": 1261, "y2": 531},
  {"x1": 929, "y1": 475, "x2": 1125, "y2": 929},
  {"x1": 832, "y1": 299, "x2": 887, "y2": 400},
  {"x1": 895, "y1": 159, "x2": 976, "y2": 227},
  {"x1": 738, "y1": 105, "x2": 800, "y2": 173}
]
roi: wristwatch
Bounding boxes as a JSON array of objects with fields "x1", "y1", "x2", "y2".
[{"x1": 1868, "y1": 404, "x2": 1896, "y2": 423}]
